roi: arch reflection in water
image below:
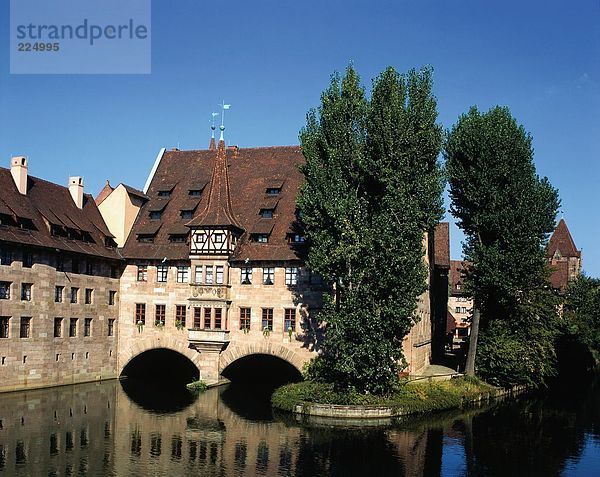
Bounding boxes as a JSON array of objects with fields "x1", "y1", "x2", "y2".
[{"x1": 0, "y1": 376, "x2": 598, "y2": 476}]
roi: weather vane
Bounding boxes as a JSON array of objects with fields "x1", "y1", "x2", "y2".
[
  {"x1": 219, "y1": 101, "x2": 231, "y2": 141},
  {"x1": 210, "y1": 112, "x2": 219, "y2": 139}
]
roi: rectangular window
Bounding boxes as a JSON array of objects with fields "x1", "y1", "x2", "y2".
[
  {"x1": 256, "y1": 234, "x2": 268, "y2": 243},
  {"x1": 0, "y1": 317, "x2": 9, "y2": 338},
  {"x1": 241, "y1": 267, "x2": 252, "y2": 285},
  {"x1": 55, "y1": 285, "x2": 63, "y2": 303},
  {"x1": 263, "y1": 267, "x2": 274, "y2": 285},
  {"x1": 108, "y1": 319, "x2": 115, "y2": 337},
  {"x1": 266, "y1": 187, "x2": 281, "y2": 195},
  {"x1": 240, "y1": 308, "x2": 251, "y2": 330},
  {"x1": 109, "y1": 290, "x2": 116, "y2": 306},
  {"x1": 0, "y1": 247, "x2": 12, "y2": 265},
  {"x1": 0, "y1": 281, "x2": 10, "y2": 299},
  {"x1": 215, "y1": 266, "x2": 224, "y2": 285},
  {"x1": 69, "y1": 318, "x2": 78, "y2": 337},
  {"x1": 20, "y1": 317, "x2": 31, "y2": 338},
  {"x1": 285, "y1": 267, "x2": 299, "y2": 286},
  {"x1": 176, "y1": 305, "x2": 187, "y2": 328},
  {"x1": 259, "y1": 209, "x2": 273, "y2": 219},
  {"x1": 284, "y1": 309, "x2": 296, "y2": 332},
  {"x1": 157, "y1": 265, "x2": 168, "y2": 283},
  {"x1": 135, "y1": 304, "x2": 146, "y2": 325},
  {"x1": 194, "y1": 266, "x2": 203, "y2": 284},
  {"x1": 84, "y1": 318, "x2": 92, "y2": 337},
  {"x1": 23, "y1": 251, "x2": 33, "y2": 268},
  {"x1": 455, "y1": 307, "x2": 460, "y2": 313},
  {"x1": 86, "y1": 262, "x2": 95, "y2": 275},
  {"x1": 149, "y1": 211, "x2": 162, "y2": 220},
  {"x1": 193, "y1": 307, "x2": 202, "y2": 329},
  {"x1": 181, "y1": 210, "x2": 193, "y2": 220},
  {"x1": 214, "y1": 308, "x2": 222, "y2": 329},
  {"x1": 137, "y1": 265, "x2": 148, "y2": 282},
  {"x1": 72, "y1": 258, "x2": 80, "y2": 274},
  {"x1": 261, "y1": 308, "x2": 273, "y2": 331},
  {"x1": 205, "y1": 266, "x2": 214, "y2": 285},
  {"x1": 155, "y1": 304, "x2": 166, "y2": 326},
  {"x1": 158, "y1": 190, "x2": 171, "y2": 198},
  {"x1": 21, "y1": 283, "x2": 32, "y2": 301},
  {"x1": 70, "y1": 287, "x2": 79, "y2": 303},
  {"x1": 85, "y1": 288, "x2": 93, "y2": 305},
  {"x1": 213, "y1": 233, "x2": 224, "y2": 243},
  {"x1": 462, "y1": 307, "x2": 467, "y2": 314},
  {"x1": 176, "y1": 266, "x2": 190, "y2": 283},
  {"x1": 54, "y1": 318, "x2": 62, "y2": 338},
  {"x1": 203, "y1": 308, "x2": 211, "y2": 329}
]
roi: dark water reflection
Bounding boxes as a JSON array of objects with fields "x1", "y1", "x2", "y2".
[{"x1": 0, "y1": 376, "x2": 598, "y2": 476}]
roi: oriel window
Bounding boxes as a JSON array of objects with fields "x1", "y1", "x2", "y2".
[
  {"x1": 205, "y1": 266, "x2": 214, "y2": 285},
  {"x1": 194, "y1": 266, "x2": 203, "y2": 284},
  {"x1": 214, "y1": 308, "x2": 222, "y2": 329},
  {"x1": 215, "y1": 266, "x2": 224, "y2": 285},
  {"x1": 203, "y1": 308, "x2": 211, "y2": 329},
  {"x1": 193, "y1": 307, "x2": 202, "y2": 329}
]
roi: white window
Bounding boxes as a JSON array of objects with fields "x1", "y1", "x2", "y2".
[
  {"x1": 194, "y1": 266, "x2": 203, "y2": 284},
  {"x1": 157, "y1": 265, "x2": 168, "y2": 283},
  {"x1": 216, "y1": 266, "x2": 224, "y2": 285},
  {"x1": 285, "y1": 267, "x2": 299, "y2": 286},
  {"x1": 176, "y1": 266, "x2": 190, "y2": 283},
  {"x1": 241, "y1": 267, "x2": 252, "y2": 285},
  {"x1": 263, "y1": 267, "x2": 275, "y2": 285},
  {"x1": 213, "y1": 233, "x2": 224, "y2": 243},
  {"x1": 205, "y1": 266, "x2": 214, "y2": 285},
  {"x1": 195, "y1": 233, "x2": 207, "y2": 243}
]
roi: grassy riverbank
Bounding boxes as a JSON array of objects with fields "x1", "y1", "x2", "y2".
[{"x1": 272, "y1": 376, "x2": 497, "y2": 415}]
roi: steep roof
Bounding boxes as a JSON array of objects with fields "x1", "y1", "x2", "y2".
[
  {"x1": 122, "y1": 144, "x2": 305, "y2": 261},
  {"x1": 449, "y1": 260, "x2": 469, "y2": 295},
  {"x1": 0, "y1": 168, "x2": 120, "y2": 260},
  {"x1": 433, "y1": 222, "x2": 450, "y2": 268},
  {"x1": 185, "y1": 140, "x2": 243, "y2": 230},
  {"x1": 547, "y1": 218, "x2": 581, "y2": 259},
  {"x1": 95, "y1": 180, "x2": 114, "y2": 205}
]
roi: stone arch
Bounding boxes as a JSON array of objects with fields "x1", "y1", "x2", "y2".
[
  {"x1": 219, "y1": 342, "x2": 308, "y2": 376},
  {"x1": 118, "y1": 336, "x2": 202, "y2": 377}
]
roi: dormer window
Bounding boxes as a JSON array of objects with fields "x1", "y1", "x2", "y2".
[
  {"x1": 252, "y1": 234, "x2": 268, "y2": 243},
  {"x1": 266, "y1": 187, "x2": 281, "y2": 196},
  {"x1": 169, "y1": 234, "x2": 187, "y2": 243},
  {"x1": 181, "y1": 210, "x2": 193, "y2": 220},
  {"x1": 138, "y1": 235, "x2": 154, "y2": 243},
  {"x1": 260, "y1": 209, "x2": 274, "y2": 219},
  {"x1": 289, "y1": 234, "x2": 305, "y2": 243},
  {"x1": 189, "y1": 190, "x2": 202, "y2": 197},
  {"x1": 158, "y1": 191, "x2": 171, "y2": 198},
  {"x1": 150, "y1": 211, "x2": 161, "y2": 220}
]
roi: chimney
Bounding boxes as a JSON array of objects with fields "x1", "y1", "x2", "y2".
[
  {"x1": 10, "y1": 156, "x2": 28, "y2": 195},
  {"x1": 69, "y1": 176, "x2": 84, "y2": 209}
]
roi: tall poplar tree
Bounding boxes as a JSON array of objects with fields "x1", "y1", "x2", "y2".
[
  {"x1": 445, "y1": 106, "x2": 561, "y2": 387},
  {"x1": 298, "y1": 66, "x2": 444, "y2": 394}
]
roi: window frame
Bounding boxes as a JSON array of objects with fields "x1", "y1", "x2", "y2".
[
  {"x1": 70, "y1": 287, "x2": 79, "y2": 304},
  {"x1": 21, "y1": 283, "x2": 32, "y2": 301},
  {"x1": 84, "y1": 288, "x2": 93, "y2": 305},
  {"x1": 83, "y1": 318, "x2": 92, "y2": 337},
  {"x1": 241, "y1": 267, "x2": 252, "y2": 285},
  {"x1": 285, "y1": 267, "x2": 299, "y2": 286},
  {"x1": 0, "y1": 316, "x2": 9, "y2": 338},
  {"x1": 69, "y1": 318, "x2": 78, "y2": 337},
  {"x1": 20, "y1": 317, "x2": 31, "y2": 338},
  {"x1": 263, "y1": 267, "x2": 275, "y2": 285},
  {"x1": 0, "y1": 281, "x2": 11, "y2": 300},
  {"x1": 135, "y1": 303, "x2": 146, "y2": 325},
  {"x1": 215, "y1": 265, "x2": 224, "y2": 285},
  {"x1": 284, "y1": 308, "x2": 296, "y2": 332},
  {"x1": 240, "y1": 307, "x2": 251, "y2": 330},
  {"x1": 261, "y1": 308, "x2": 273, "y2": 331},
  {"x1": 176, "y1": 266, "x2": 190, "y2": 283},
  {"x1": 136, "y1": 265, "x2": 148, "y2": 282},
  {"x1": 176, "y1": 305, "x2": 187, "y2": 328},
  {"x1": 156, "y1": 265, "x2": 168, "y2": 283},
  {"x1": 108, "y1": 318, "x2": 115, "y2": 337}
]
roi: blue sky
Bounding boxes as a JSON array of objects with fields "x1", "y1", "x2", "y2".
[{"x1": 0, "y1": 0, "x2": 598, "y2": 275}]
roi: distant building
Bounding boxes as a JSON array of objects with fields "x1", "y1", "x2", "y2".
[
  {"x1": 546, "y1": 218, "x2": 582, "y2": 293},
  {"x1": 447, "y1": 260, "x2": 472, "y2": 346}
]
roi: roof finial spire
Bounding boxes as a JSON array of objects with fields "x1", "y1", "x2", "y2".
[
  {"x1": 219, "y1": 101, "x2": 231, "y2": 143},
  {"x1": 209, "y1": 112, "x2": 219, "y2": 150}
]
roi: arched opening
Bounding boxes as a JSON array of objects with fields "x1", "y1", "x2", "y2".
[
  {"x1": 220, "y1": 354, "x2": 302, "y2": 420},
  {"x1": 119, "y1": 348, "x2": 200, "y2": 413}
]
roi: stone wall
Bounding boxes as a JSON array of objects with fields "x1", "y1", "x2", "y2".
[{"x1": 0, "y1": 250, "x2": 119, "y2": 392}]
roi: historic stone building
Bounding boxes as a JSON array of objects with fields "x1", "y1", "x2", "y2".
[
  {"x1": 546, "y1": 218, "x2": 582, "y2": 293},
  {"x1": 0, "y1": 157, "x2": 121, "y2": 393},
  {"x1": 0, "y1": 134, "x2": 450, "y2": 391},
  {"x1": 447, "y1": 260, "x2": 472, "y2": 347}
]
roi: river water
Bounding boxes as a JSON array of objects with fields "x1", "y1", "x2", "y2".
[{"x1": 0, "y1": 375, "x2": 598, "y2": 476}]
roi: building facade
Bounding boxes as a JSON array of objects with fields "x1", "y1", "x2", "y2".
[
  {"x1": 447, "y1": 260, "x2": 472, "y2": 348},
  {"x1": 0, "y1": 158, "x2": 121, "y2": 393},
  {"x1": 546, "y1": 218, "x2": 582, "y2": 293}
]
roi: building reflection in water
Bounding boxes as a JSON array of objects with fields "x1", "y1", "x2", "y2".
[{"x1": 0, "y1": 376, "x2": 597, "y2": 476}]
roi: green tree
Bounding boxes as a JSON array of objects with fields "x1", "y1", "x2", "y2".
[
  {"x1": 563, "y1": 275, "x2": 600, "y2": 363},
  {"x1": 445, "y1": 106, "x2": 561, "y2": 387},
  {"x1": 298, "y1": 66, "x2": 444, "y2": 394}
]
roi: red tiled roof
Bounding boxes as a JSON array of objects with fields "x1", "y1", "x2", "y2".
[
  {"x1": 122, "y1": 144, "x2": 305, "y2": 261},
  {"x1": 433, "y1": 222, "x2": 450, "y2": 268},
  {"x1": 547, "y1": 218, "x2": 580, "y2": 259},
  {"x1": 449, "y1": 259, "x2": 470, "y2": 295},
  {"x1": 0, "y1": 168, "x2": 120, "y2": 260},
  {"x1": 95, "y1": 180, "x2": 114, "y2": 205}
]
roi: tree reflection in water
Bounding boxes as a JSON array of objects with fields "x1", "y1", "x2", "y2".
[{"x1": 0, "y1": 375, "x2": 598, "y2": 476}]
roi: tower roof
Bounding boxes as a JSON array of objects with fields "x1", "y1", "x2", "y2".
[
  {"x1": 547, "y1": 218, "x2": 581, "y2": 259},
  {"x1": 185, "y1": 140, "x2": 243, "y2": 230}
]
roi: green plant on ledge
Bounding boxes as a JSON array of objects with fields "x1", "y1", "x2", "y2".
[
  {"x1": 154, "y1": 320, "x2": 164, "y2": 329},
  {"x1": 186, "y1": 380, "x2": 208, "y2": 393},
  {"x1": 175, "y1": 320, "x2": 185, "y2": 331},
  {"x1": 263, "y1": 326, "x2": 271, "y2": 338},
  {"x1": 287, "y1": 326, "x2": 293, "y2": 340},
  {"x1": 242, "y1": 326, "x2": 250, "y2": 335},
  {"x1": 136, "y1": 320, "x2": 144, "y2": 333}
]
